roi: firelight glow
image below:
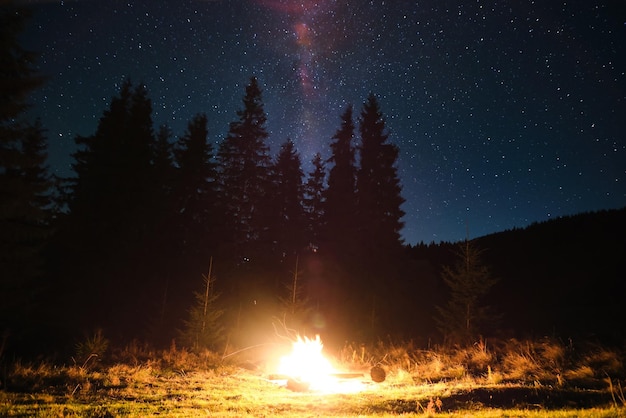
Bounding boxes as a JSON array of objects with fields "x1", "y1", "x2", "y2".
[
  {"x1": 277, "y1": 335, "x2": 365, "y2": 393},
  {"x1": 278, "y1": 335, "x2": 334, "y2": 387}
]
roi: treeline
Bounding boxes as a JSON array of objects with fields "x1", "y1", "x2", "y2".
[
  {"x1": 3, "y1": 4, "x2": 625, "y2": 360},
  {"x1": 41, "y1": 75, "x2": 407, "y2": 350},
  {"x1": 476, "y1": 208, "x2": 626, "y2": 344},
  {"x1": 2, "y1": 3, "x2": 411, "y2": 353}
]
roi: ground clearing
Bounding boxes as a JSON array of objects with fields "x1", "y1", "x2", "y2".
[{"x1": 1, "y1": 363, "x2": 623, "y2": 417}]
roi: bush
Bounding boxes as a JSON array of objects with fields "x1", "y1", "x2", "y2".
[{"x1": 74, "y1": 329, "x2": 109, "y2": 368}]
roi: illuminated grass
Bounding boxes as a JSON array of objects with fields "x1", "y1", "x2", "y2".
[
  {"x1": 1, "y1": 367, "x2": 623, "y2": 417},
  {"x1": 1, "y1": 339, "x2": 624, "y2": 417}
]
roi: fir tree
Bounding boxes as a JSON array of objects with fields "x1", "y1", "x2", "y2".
[
  {"x1": 357, "y1": 93, "x2": 405, "y2": 258},
  {"x1": 147, "y1": 124, "x2": 178, "y2": 342},
  {"x1": 153, "y1": 114, "x2": 220, "y2": 341},
  {"x1": 68, "y1": 79, "x2": 134, "y2": 228},
  {"x1": 277, "y1": 256, "x2": 312, "y2": 333},
  {"x1": 354, "y1": 94, "x2": 406, "y2": 337},
  {"x1": 0, "y1": 119, "x2": 52, "y2": 342},
  {"x1": 436, "y1": 240, "x2": 500, "y2": 345},
  {"x1": 173, "y1": 113, "x2": 218, "y2": 257},
  {"x1": 55, "y1": 80, "x2": 164, "y2": 340},
  {"x1": 0, "y1": 4, "x2": 43, "y2": 124},
  {"x1": 0, "y1": 4, "x2": 51, "y2": 346},
  {"x1": 268, "y1": 139, "x2": 306, "y2": 258},
  {"x1": 303, "y1": 152, "x2": 326, "y2": 248},
  {"x1": 152, "y1": 124, "x2": 175, "y2": 201},
  {"x1": 216, "y1": 77, "x2": 271, "y2": 264},
  {"x1": 323, "y1": 105, "x2": 358, "y2": 257},
  {"x1": 320, "y1": 105, "x2": 361, "y2": 336},
  {"x1": 180, "y1": 258, "x2": 224, "y2": 351},
  {"x1": 66, "y1": 80, "x2": 155, "y2": 252}
]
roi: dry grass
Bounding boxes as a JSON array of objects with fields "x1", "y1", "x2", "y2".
[{"x1": 1, "y1": 338, "x2": 624, "y2": 417}]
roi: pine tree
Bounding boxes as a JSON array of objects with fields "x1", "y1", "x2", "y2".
[
  {"x1": 148, "y1": 113, "x2": 220, "y2": 341},
  {"x1": 323, "y1": 105, "x2": 358, "y2": 257},
  {"x1": 69, "y1": 80, "x2": 157, "y2": 238},
  {"x1": 147, "y1": 124, "x2": 178, "y2": 342},
  {"x1": 357, "y1": 93, "x2": 405, "y2": 258},
  {"x1": 0, "y1": 4, "x2": 43, "y2": 124},
  {"x1": 0, "y1": 119, "x2": 52, "y2": 341},
  {"x1": 216, "y1": 77, "x2": 271, "y2": 264},
  {"x1": 353, "y1": 94, "x2": 406, "y2": 338},
  {"x1": 319, "y1": 106, "x2": 361, "y2": 336},
  {"x1": 15, "y1": 118, "x2": 53, "y2": 253},
  {"x1": 436, "y1": 240, "x2": 500, "y2": 344},
  {"x1": 277, "y1": 256, "x2": 312, "y2": 333},
  {"x1": 55, "y1": 80, "x2": 164, "y2": 340},
  {"x1": 180, "y1": 258, "x2": 224, "y2": 351},
  {"x1": 152, "y1": 124, "x2": 175, "y2": 202},
  {"x1": 68, "y1": 79, "x2": 134, "y2": 231},
  {"x1": 303, "y1": 153, "x2": 326, "y2": 248},
  {"x1": 173, "y1": 113, "x2": 218, "y2": 257},
  {"x1": 124, "y1": 82, "x2": 158, "y2": 242},
  {"x1": 0, "y1": 4, "x2": 51, "y2": 345},
  {"x1": 66, "y1": 80, "x2": 157, "y2": 254},
  {"x1": 268, "y1": 139, "x2": 306, "y2": 258}
]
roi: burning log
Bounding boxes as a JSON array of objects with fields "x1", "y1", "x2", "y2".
[
  {"x1": 269, "y1": 373, "x2": 364, "y2": 381},
  {"x1": 331, "y1": 373, "x2": 365, "y2": 379},
  {"x1": 286, "y1": 378, "x2": 310, "y2": 392}
]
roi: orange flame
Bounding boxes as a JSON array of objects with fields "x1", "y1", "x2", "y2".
[{"x1": 277, "y1": 335, "x2": 366, "y2": 393}]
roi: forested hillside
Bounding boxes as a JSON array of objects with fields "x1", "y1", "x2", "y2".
[
  {"x1": 478, "y1": 208, "x2": 626, "y2": 343},
  {"x1": 405, "y1": 208, "x2": 626, "y2": 344}
]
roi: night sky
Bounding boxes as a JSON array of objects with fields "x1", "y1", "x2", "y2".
[{"x1": 18, "y1": 0, "x2": 626, "y2": 245}]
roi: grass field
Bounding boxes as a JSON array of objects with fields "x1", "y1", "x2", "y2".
[{"x1": 1, "y1": 338, "x2": 625, "y2": 417}]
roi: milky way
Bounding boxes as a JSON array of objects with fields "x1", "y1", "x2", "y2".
[{"x1": 19, "y1": 0, "x2": 626, "y2": 244}]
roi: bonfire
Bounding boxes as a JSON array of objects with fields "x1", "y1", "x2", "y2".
[{"x1": 273, "y1": 335, "x2": 385, "y2": 393}]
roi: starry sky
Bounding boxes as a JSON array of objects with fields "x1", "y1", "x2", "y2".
[{"x1": 18, "y1": 0, "x2": 626, "y2": 245}]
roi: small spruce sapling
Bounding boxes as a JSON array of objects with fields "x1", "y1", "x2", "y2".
[
  {"x1": 181, "y1": 258, "x2": 224, "y2": 351},
  {"x1": 436, "y1": 240, "x2": 500, "y2": 345},
  {"x1": 277, "y1": 256, "x2": 312, "y2": 335}
]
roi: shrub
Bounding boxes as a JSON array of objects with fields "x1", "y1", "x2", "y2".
[{"x1": 74, "y1": 329, "x2": 109, "y2": 368}]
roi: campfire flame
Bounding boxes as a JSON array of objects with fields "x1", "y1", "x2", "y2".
[
  {"x1": 277, "y1": 335, "x2": 334, "y2": 389},
  {"x1": 277, "y1": 335, "x2": 366, "y2": 393}
]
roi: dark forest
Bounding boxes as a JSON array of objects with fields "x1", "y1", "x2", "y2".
[{"x1": 2, "y1": 4, "x2": 625, "y2": 361}]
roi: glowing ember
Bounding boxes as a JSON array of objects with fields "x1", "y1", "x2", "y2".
[{"x1": 277, "y1": 335, "x2": 366, "y2": 393}]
